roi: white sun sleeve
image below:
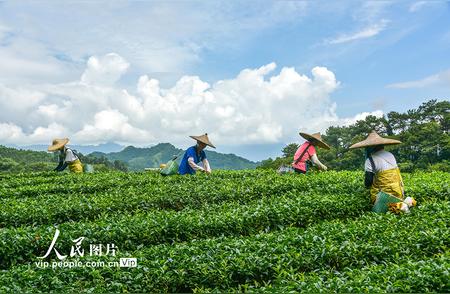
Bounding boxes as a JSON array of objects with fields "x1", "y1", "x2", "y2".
[{"x1": 188, "y1": 157, "x2": 205, "y2": 171}]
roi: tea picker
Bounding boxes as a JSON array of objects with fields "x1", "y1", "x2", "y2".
[
  {"x1": 291, "y1": 132, "x2": 330, "y2": 174},
  {"x1": 349, "y1": 130, "x2": 417, "y2": 213},
  {"x1": 178, "y1": 133, "x2": 215, "y2": 175},
  {"x1": 48, "y1": 138, "x2": 83, "y2": 173}
]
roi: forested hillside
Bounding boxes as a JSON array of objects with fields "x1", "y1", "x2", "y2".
[{"x1": 260, "y1": 99, "x2": 449, "y2": 172}]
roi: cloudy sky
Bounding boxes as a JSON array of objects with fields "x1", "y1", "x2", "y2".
[{"x1": 0, "y1": 1, "x2": 449, "y2": 160}]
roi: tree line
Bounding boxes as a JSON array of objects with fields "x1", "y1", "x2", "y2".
[
  {"x1": 0, "y1": 146, "x2": 128, "y2": 173},
  {"x1": 259, "y1": 99, "x2": 449, "y2": 172}
]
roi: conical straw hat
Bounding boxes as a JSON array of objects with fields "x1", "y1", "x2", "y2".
[
  {"x1": 349, "y1": 130, "x2": 401, "y2": 149},
  {"x1": 299, "y1": 132, "x2": 330, "y2": 150},
  {"x1": 190, "y1": 133, "x2": 216, "y2": 148},
  {"x1": 48, "y1": 138, "x2": 69, "y2": 151}
]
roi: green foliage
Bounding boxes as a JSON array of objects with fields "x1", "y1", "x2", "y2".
[
  {"x1": 0, "y1": 170, "x2": 448, "y2": 292},
  {"x1": 0, "y1": 201, "x2": 448, "y2": 292},
  {"x1": 0, "y1": 158, "x2": 19, "y2": 172},
  {"x1": 321, "y1": 99, "x2": 450, "y2": 171},
  {"x1": 260, "y1": 99, "x2": 449, "y2": 172},
  {"x1": 0, "y1": 145, "x2": 55, "y2": 163},
  {"x1": 282, "y1": 143, "x2": 299, "y2": 158},
  {"x1": 235, "y1": 253, "x2": 450, "y2": 293},
  {"x1": 0, "y1": 146, "x2": 56, "y2": 173},
  {"x1": 0, "y1": 145, "x2": 128, "y2": 173},
  {"x1": 428, "y1": 160, "x2": 450, "y2": 172},
  {"x1": 256, "y1": 156, "x2": 293, "y2": 170}
]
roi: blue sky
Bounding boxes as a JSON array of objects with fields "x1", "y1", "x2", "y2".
[{"x1": 0, "y1": 1, "x2": 449, "y2": 161}]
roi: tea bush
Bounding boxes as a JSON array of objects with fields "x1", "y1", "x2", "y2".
[{"x1": 0, "y1": 170, "x2": 448, "y2": 292}]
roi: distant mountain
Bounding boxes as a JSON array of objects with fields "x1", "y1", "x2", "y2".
[
  {"x1": 15, "y1": 142, "x2": 126, "y2": 155},
  {"x1": 90, "y1": 143, "x2": 259, "y2": 171},
  {"x1": 2, "y1": 143, "x2": 259, "y2": 172}
]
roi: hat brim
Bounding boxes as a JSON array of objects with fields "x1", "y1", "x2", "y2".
[
  {"x1": 349, "y1": 139, "x2": 401, "y2": 149},
  {"x1": 48, "y1": 138, "x2": 69, "y2": 151},
  {"x1": 299, "y1": 132, "x2": 331, "y2": 150},
  {"x1": 190, "y1": 136, "x2": 216, "y2": 148}
]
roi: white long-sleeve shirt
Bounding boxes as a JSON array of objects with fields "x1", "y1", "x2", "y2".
[
  {"x1": 311, "y1": 153, "x2": 327, "y2": 170},
  {"x1": 188, "y1": 157, "x2": 211, "y2": 172}
]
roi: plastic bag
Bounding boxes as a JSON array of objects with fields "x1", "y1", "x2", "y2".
[
  {"x1": 372, "y1": 191, "x2": 403, "y2": 213},
  {"x1": 83, "y1": 164, "x2": 94, "y2": 173},
  {"x1": 373, "y1": 192, "x2": 417, "y2": 214},
  {"x1": 160, "y1": 160, "x2": 179, "y2": 176},
  {"x1": 277, "y1": 165, "x2": 294, "y2": 174},
  {"x1": 403, "y1": 197, "x2": 417, "y2": 207}
]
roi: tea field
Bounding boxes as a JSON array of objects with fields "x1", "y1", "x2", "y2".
[{"x1": 0, "y1": 170, "x2": 448, "y2": 292}]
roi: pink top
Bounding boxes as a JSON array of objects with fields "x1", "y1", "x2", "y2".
[{"x1": 292, "y1": 142, "x2": 316, "y2": 171}]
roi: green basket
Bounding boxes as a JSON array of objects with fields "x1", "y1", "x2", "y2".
[
  {"x1": 372, "y1": 191, "x2": 403, "y2": 213},
  {"x1": 160, "y1": 160, "x2": 179, "y2": 176}
]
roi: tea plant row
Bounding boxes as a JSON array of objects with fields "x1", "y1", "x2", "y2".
[{"x1": 0, "y1": 201, "x2": 447, "y2": 292}]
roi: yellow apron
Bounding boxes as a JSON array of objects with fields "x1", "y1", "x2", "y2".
[
  {"x1": 370, "y1": 167, "x2": 404, "y2": 203},
  {"x1": 68, "y1": 159, "x2": 83, "y2": 173}
]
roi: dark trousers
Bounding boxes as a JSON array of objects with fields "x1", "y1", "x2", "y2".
[{"x1": 294, "y1": 168, "x2": 306, "y2": 174}]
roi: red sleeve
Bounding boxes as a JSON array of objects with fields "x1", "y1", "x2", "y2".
[{"x1": 307, "y1": 145, "x2": 316, "y2": 156}]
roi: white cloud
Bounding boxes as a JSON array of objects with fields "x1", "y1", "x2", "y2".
[
  {"x1": 29, "y1": 123, "x2": 69, "y2": 142},
  {"x1": 81, "y1": 53, "x2": 130, "y2": 86},
  {"x1": 339, "y1": 110, "x2": 384, "y2": 126},
  {"x1": 319, "y1": 2, "x2": 392, "y2": 47},
  {"x1": 0, "y1": 123, "x2": 26, "y2": 144},
  {"x1": 408, "y1": 1, "x2": 447, "y2": 13},
  {"x1": 326, "y1": 19, "x2": 389, "y2": 44},
  {"x1": 409, "y1": 1, "x2": 429, "y2": 12},
  {"x1": 387, "y1": 69, "x2": 450, "y2": 89},
  {"x1": 352, "y1": 1, "x2": 391, "y2": 23},
  {"x1": 0, "y1": 53, "x2": 380, "y2": 147},
  {"x1": 74, "y1": 109, "x2": 153, "y2": 144},
  {"x1": 0, "y1": 23, "x2": 10, "y2": 39},
  {"x1": 0, "y1": 22, "x2": 79, "y2": 84},
  {"x1": 0, "y1": 2, "x2": 308, "y2": 85},
  {"x1": 0, "y1": 122, "x2": 68, "y2": 145}
]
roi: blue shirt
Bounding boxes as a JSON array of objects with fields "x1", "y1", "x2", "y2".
[{"x1": 178, "y1": 146, "x2": 207, "y2": 175}]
